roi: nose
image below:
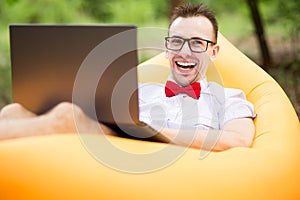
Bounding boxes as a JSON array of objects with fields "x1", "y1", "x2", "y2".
[{"x1": 180, "y1": 41, "x2": 192, "y2": 56}]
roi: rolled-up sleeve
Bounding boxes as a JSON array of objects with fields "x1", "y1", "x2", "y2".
[{"x1": 221, "y1": 88, "x2": 256, "y2": 127}]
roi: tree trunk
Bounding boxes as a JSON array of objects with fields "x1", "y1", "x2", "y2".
[{"x1": 246, "y1": 0, "x2": 272, "y2": 68}]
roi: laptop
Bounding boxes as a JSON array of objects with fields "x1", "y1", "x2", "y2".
[{"x1": 9, "y1": 24, "x2": 170, "y2": 143}]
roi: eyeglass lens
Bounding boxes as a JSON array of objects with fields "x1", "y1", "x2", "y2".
[{"x1": 166, "y1": 37, "x2": 209, "y2": 53}]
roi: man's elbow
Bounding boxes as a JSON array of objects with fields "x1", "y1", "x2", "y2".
[
  {"x1": 237, "y1": 135, "x2": 254, "y2": 148},
  {"x1": 229, "y1": 131, "x2": 255, "y2": 149},
  {"x1": 217, "y1": 132, "x2": 255, "y2": 151},
  {"x1": 222, "y1": 119, "x2": 255, "y2": 150}
]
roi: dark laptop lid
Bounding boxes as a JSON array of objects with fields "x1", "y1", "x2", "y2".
[{"x1": 10, "y1": 25, "x2": 139, "y2": 125}]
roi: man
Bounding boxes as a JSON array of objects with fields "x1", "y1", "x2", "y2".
[
  {"x1": 138, "y1": 3, "x2": 255, "y2": 151},
  {"x1": 0, "y1": 3, "x2": 255, "y2": 151}
]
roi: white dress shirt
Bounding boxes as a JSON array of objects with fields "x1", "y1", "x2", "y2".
[{"x1": 139, "y1": 78, "x2": 255, "y2": 130}]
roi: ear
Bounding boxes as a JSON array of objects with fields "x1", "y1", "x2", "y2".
[
  {"x1": 164, "y1": 41, "x2": 170, "y2": 59},
  {"x1": 210, "y1": 44, "x2": 220, "y2": 61},
  {"x1": 165, "y1": 50, "x2": 169, "y2": 59}
]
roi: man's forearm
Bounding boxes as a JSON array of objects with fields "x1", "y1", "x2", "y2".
[{"x1": 158, "y1": 126, "x2": 253, "y2": 151}]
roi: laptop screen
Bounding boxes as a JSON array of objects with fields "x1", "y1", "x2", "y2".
[{"x1": 10, "y1": 25, "x2": 139, "y2": 125}]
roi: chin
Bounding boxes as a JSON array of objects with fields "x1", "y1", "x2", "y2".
[{"x1": 172, "y1": 74, "x2": 194, "y2": 86}]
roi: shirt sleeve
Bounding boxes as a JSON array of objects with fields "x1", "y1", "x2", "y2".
[{"x1": 220, "y1": 88, "x2": 256, "y2": 127}]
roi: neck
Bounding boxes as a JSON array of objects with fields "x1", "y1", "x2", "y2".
[{"x1": 170, "y1": 75, "x2": 204, "y2": 87}]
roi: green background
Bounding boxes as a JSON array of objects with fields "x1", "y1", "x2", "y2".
[{"x1": 0, "y1": 0, "x2": 299, "y2": 117}]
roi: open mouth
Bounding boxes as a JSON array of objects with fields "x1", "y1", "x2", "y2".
[{"x1": 175, "y1": 61, "x2": 196, "y2": 70}]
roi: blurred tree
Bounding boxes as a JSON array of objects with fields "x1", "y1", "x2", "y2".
[
  {"x1": 276, "y1": 0, "x2": 300, "y2": 64},
  {"x1": 246, "y1": 0, "x2": 272, "y2": 68}
]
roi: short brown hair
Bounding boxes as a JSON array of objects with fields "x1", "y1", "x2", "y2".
[{"x1": 169, "y1": 3, "x2": 218, "y2": 42}]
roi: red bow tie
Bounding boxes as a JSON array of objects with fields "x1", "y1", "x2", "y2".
[{"x1": 165, "y1": 81, "x2": 201, "y2": 99}]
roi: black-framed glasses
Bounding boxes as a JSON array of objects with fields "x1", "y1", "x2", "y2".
[{"x1": 165, "y1": 36, "x2": 216, "y2": 53}]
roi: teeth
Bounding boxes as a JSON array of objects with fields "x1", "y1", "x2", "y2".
[
  {"x1": 176, "y1": 61, "x2": 196, "y2": 70},
  {"x1": 180, "y1": 67, "x2": 191, "y2": 71},
  {"x1": 177, "y1": 61, "x2": 196, "y2": 67}
]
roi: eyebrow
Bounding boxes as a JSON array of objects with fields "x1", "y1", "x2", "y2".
[{"x1": 191, "y1": 37, "x2": 206, "y2": 40}]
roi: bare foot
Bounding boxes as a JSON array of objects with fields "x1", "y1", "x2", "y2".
[
  {"x1": 0, "y1": 103, "x2": 37, "y2": 120},
  {"x1": 45, "y1": 102, "x2": 116, "y2": 135}
]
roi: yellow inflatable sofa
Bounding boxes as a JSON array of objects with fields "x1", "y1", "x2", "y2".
[{"x1": 0, "y1": 33, "x2": 299, "y2": 200}]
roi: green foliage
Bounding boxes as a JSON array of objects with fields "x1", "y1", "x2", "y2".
[
  {"x1": 0, "y1": 0, "x2": 170, "y2": 108},
  {"x1": 81, "y1": 0, "x2": 113, "y2": 22},
  {"x1": 1, "y1": 0, "x2": 93, "y2": 24},
  {"x1": 0, "y1": 67, "x2": 11, "y2": 108},
  {"x1": 107, "y1": 0, "x2": 155, "y2": 25},
  {"x1": 104, "y1": 0, "x2": 168, "y2": 26},
  {"x1": 0, "y1": 0, "x2": 299, "y2": 113},
  {"x1": 80, "y1": 0, "x2": 168, "y2": 24}
]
